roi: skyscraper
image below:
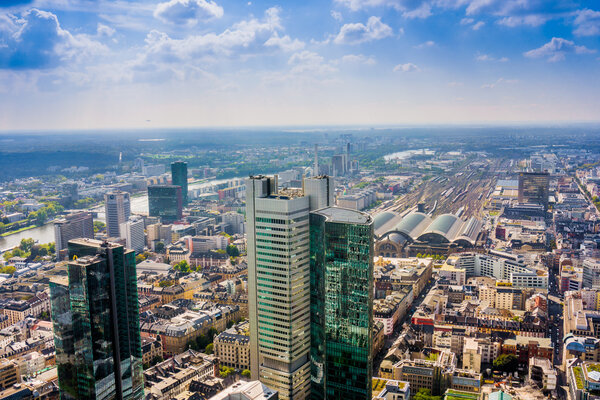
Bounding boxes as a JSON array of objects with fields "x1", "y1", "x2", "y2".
[
  {"x1": 50, "y1": 238, "x2": 143, "y2": 400},
  {"x1": 148, "y1": 185, "x2": 183, "y2": 223},
  {"x1": 54, "y1": 212, "x2": 94, "y2": 255},
  {"x1": 120, "y1": 215, "x2": 145, "y2": 254},
  {"x1": 171, "y1": 161, "x2": 188, "y2": 206},
  {"x1": 518, "y1": 172, "x2": 549, "y2": 210},
  {"x1": 105, "y1": 191, "x2": 131, "y2": 238},
  {"x1": 309, "y1": 207, "x2": 374, "y2": 400},
  {"x1": 246, "y1": 175, "x2": 334, "y2": 400}
]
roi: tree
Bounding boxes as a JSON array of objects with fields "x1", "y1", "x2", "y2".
[
  {"x1": 174, "y1": 260, "x2": 190, "y2": 274},
  {"x1": 136, "y1": 254, "x2": 146, "y2": 264},
  {"x1": 205, "y1": 343, "x2": 214, "y2": 355},
  {"x1": 93, "y1": 221, "x2": 105, "y2": 233},
  {"x1": 414, "y1": 388, "x2": 442, "y2": 400},
  {"x1": 226, "y1": 244, "x2": 240, "y2": 258},
  {"x1": 241, "y1": 369, "x2": 251, "y2": 379},
  {"x1": 20, "y1": 238, "x2": 35, "y2": 253},
  {"x1": 219, "y1": 366, "x2": 235, "y2": 379},
  {"x1": 0, "y1": 266, "x2": 16, "y2": 275},
  {"x1": 39, "y1": 311, "x2": 50, "y2": 320},
  {"x1": 155, "y1": 242, "x2": 165, "y2": 253},
  {"x1": 493, "y1": 354, "x2": 518, "y2": 373}
]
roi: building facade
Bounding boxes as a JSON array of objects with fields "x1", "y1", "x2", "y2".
[
  {"x1": 518, "y1": 172, "x2": 549, "y2": 210},
  {"x1": 54, "y1": 212, "x2": 94, "y2": 254},
  {"x1": 120, "y1": 215, "x2": 145, "y2": 254},
  {"x1": 310, "y1": 207, "x2": 374, "y2": 400},
  {"x1": 148, "y1": 185, "x2": 183, "y2": 224},
  {"x1": 50, "y1": 238, "x2": 143, "y2": 400},
  {"x1": 105, "y1": 191, "x2": 131, "y2": 238},
  {"x1": 171, "y1": 161, "x2": 188, "y2": 206}
]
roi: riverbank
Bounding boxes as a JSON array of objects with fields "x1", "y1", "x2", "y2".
[{"x1": 0, "y1": 225, "x2": 37, "y2": 237}]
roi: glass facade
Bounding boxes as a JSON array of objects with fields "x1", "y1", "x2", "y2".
[
  {"x1": 51, "y1": 239, "x2": 143, "y2": 400},
  {"x1": 518, "y1": 172, "x2": 549, "y2": 209},
  {"x1": 171, "y1": 161, "x2": 188, "y2": 206},
  {"x1": 310, "y1": 209, "x2": 374, "y2": 400},
  {"x1": 148, "y1": 185, "x2": 183, "y2": 223}
]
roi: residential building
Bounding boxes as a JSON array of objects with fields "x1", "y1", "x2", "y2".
[
  {"x1": 213, "y1": 322, "x2": 250, "y2": 371},
  {"x1": 105, "y1": 191, "x2": 131, "y2": 238},
  {"x1": 310, "y1": 207, "x2": 374, "y2": 400},
  {"x1": 54, "y1": 212, "x2": 93, "y2": 254},
  {"x1": 141, "y1": 336, "x2": 163, "y2": 367},
  {"x1": 0, "y1": 360, "x2": 19, "y2": 390},
  {"x1": 49, "y1": 238, "x2": 143, "y2": 400},
  {"x1": 372, "y1": 380, "x2": 410, "y2": 400},
  {"x1": 148, "y1": 185, "x2": 183, "y2": 223},
  {"x1": 528, "y1": 357, "x2": 556, "y2": 391},
  {"x1": 120, "y1": 215, "x2": 145, "y2": 254},
  {"x1": 171, "y1": 161, "x2": 189, "y2": 206}
]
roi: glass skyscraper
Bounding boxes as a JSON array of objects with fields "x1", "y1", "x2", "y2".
[
  {"x1": 518, "y1": 172, "x2": 549, "y2": 210},
  {"x1": 148, "y1": 185, "x2": 183, "y2": 223},
  {"x1": 309, "y1": 207, "x2": 374, "y2": 400},
  {"x1": 50, "y1": 238, "x2": 144, "y2": 400},
  {"x1": 171, "y1": 161, "x2": 188, "y2": 206},
  {"x1": 246, "y1": 175, "x2": 334, "y2": 400}
]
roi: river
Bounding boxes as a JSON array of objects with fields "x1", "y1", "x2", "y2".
[{"x1": 0, "y1": 177, "x2": 241, "y2": 251}]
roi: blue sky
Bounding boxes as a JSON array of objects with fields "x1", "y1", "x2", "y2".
[{"x1": 0, "y1": 0, "x2": 599, "y2": 130}]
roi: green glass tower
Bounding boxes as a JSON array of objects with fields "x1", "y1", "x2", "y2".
[
  {"x1": 148, "y1": 185, "x2": 183, "y2": 223},
  {"x1": 309, "y1": 207, "x2": 374, "y2": 400},
  {"x1": 50, "y1": 238, "x2": 144, "y2": 400},
  {"x1": 171, "y1": 161, "x2": 188, "y2": 206}
]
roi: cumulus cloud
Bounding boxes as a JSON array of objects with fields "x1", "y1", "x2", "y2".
[
  {"x1": 340, "y1": 54, "x2": 376, "y2": 65},
  {"x1": 393, "y1": 62, "x2": 419, "y2": 72},
  {"x1": 334, "y1": 16, "x2": 393, "y2": 45},
  {"x1": 472, "y1": 21, "x2": 484, "y2": 30},
  {"x1": 331, "y1": 10, "x2": 343, "y2": 22},
  {"x1": 476, "y1": 54, "x2": 508, "y2": 62},
  {"x1": 403, "y1": 3, "x2": 432, "y2": 19},
  {"x1": 524, "y1": 37, "x2": 595, "y2": 62},
  {"x1": 97, "y1": 23, "x2": 115, "y2": 37},
  {"x1": 288, "y1": 50, "x2": 337, "y2": 75},
  {"x1": 497, "y1": 15, "x2": 546, "y2": 27},
  {"x1": 264, "y1": 33, "x2": 304, "y2": 52},
  {"x1": 573, "y1": 9, "x2": 600, "y2": 36},
  {"x1": 154, "y1": 0, "x2": 224, "y2": 26},
  {"x1": 0, "y1": 8, "x2": 107, "y2": 70}
]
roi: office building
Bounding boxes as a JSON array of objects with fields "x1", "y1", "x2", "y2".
[
  {"x1": 310, "y1": 207, "x2": 374, "y2": 400},
  {"x1": 583, "y1": 259, "x2": 600, "y2": 289},
  {"x1": 148, "y1": 185, "x2": 183, "y2": 223},
  {"x1": 246, "y1": 175, "x2": 334, "y2": 400},
  {"x1": 50, "y1": 238, "x2": 143, "y2": 400},
  {"x1": 54, "y1": 212, "x2": 94, "y2": 253},
  {"x1": 518, "y1": 172, "x2": 549, "y2": 210},
  {"x1": 331, "y1": 154, "x2": 347, "y2": 176},
  {"x1": 120, "y1": 215, "x2": 145, "y2": 254},
  {"x1": 105, "y1": 191, "x2": 131, "y2": 238},
  {"x1": 171, "y1": 161, "x2": 188, "y2": 206}
]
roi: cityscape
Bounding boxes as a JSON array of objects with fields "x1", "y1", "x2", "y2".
[{"x1": 1, "y1": 1, "x2": 600, "y2": 400}]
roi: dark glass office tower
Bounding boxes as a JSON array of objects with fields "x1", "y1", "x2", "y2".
[
  {"x1": 171, "y1": 161, "x2": 188, "y2": 206},
  {"x1": 148, "y1": 185, "x2": 183, "y2": 223},
  {"x1": 50, "y1": 238, "x2": 143, "y2": 400},
  {"x1": 309, "y1": 207, "x2": 374, "y2": 400},
  {"x1": 518, "y1": 172, "x2": 549, "y2": 210}
]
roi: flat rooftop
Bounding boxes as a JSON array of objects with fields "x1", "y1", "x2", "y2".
[{"x1": 313, "y1": 206, "x2": 372, "y2": 224}]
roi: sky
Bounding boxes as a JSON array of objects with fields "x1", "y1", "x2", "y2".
[{"x1": 0, "y1": 0, "x2": 599, "y2": 130}]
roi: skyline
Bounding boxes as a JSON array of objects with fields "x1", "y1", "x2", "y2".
[{"x1": 1, "y1": 0, "x2": 599, "y2": 130}]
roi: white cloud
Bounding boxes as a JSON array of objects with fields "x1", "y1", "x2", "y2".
[
  {"x1": 476, "y1": 53, "x2": 508, "y2": 62},
  {"x1": 154, "y1": 0, "x2": 223, "y2": 26},
  {"x1": 524, "y1": 37, "x2": 595, "y2": 62},
  {"x1": 415, "y1": 40, "x2": 435, "y2": 48},
  {"x1": 331, "y1": 10, "x2": 343, "y2": 22},
  {"x1": 288, "y1": 50, "x2": 337, "y2": 75},
  {"x1": 334, "y1": 0, "x2": 435, "y2": 19},
  {"x1": 472, "y1": 21, "x2": 484, "y2": 30},
  {"x1": 447, "y1": 81, "x2": 463, "y2": 87},
  {"x1": 460, "y1": 17, "x2": 474, "y2": 25},
  {"x1": 264, "y1": 33, "x2": 305, "y2": 52},
  {"x1": 481, "y1": 77, "x2": 517, "y2": 89},
  {"x1": 573, "y1": 9, "x2": 600, "y2": 36},
  {"x1": 393, "y1": 62, "x2": 419, "y2": 72},
  {"x1": 97, "y1": 23, "x2": 115, "y2": 37},
  {"x1": 497, "y1": 15, "x2": 546, "y2": 27},
  {"x1": 334, "y1": 16, "x2": 393, "y2": 45},
  {"x1": 340, "y1": 54, "x2": 376, "y2": 65},
  {"x1": 403, "y1": 3, "x2": 432, "y2": 19}
]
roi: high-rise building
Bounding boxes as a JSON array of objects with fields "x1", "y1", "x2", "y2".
[
  {"x1": 518, "y1": 172, "x2": 549, "y2": 210},
  {"x1": 50, "y1": 238, "x2": 143, "y2": 400},
  {"x1": 246, "y1": 175, "x2": 334, "y2": 400},
  {"x1": 120, "y1": 215, "x2": 145, "y2": 254},
  {"x1": 171, "y1": 161, "x2": 188, "y2": 206},
  {"x1": 148, "y1": 185, "x2": 182, "y2": 224},
  {"x1": 583, "y1": 259, "x2": 600, "y2": 289},
  {"x1": 54, "y1": 212, "x2": 94, "y2": 254},
  {"x1": 105, "y1": 191, "x2": 131, "y2": 238},
  {"x1": 331, "y1": 154, "x2": 347, "y2": 177},
  {"x1": 309, "y1": 207, "x2": 374, "y2": 400}
]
